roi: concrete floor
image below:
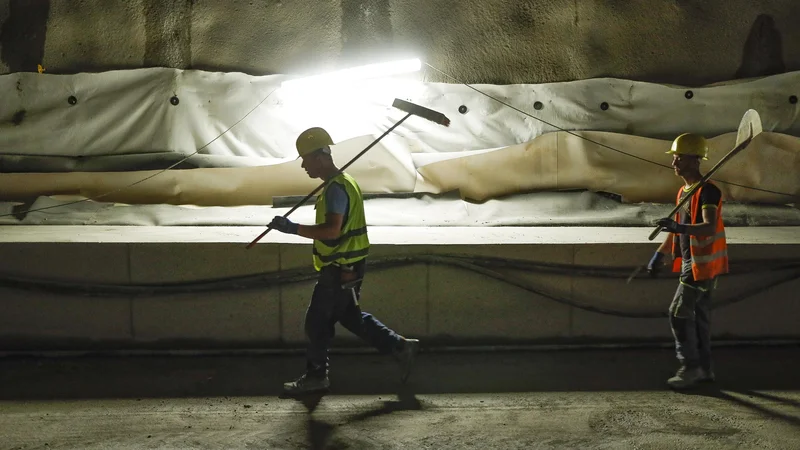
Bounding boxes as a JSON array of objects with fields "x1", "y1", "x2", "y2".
[{"x1": 0, "y1": 347, "x2": 798, "y2": 449}]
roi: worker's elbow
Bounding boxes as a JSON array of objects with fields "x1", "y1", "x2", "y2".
[
  {"x1": 697, "y1": 224, "x2": 716, "y2": 237},
  {"x1": 323, "y1": 226, "x2": 342, "y2": 240}
]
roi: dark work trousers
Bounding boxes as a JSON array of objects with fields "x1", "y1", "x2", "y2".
[
  {"x1": 669, "y1": 278, "x2": 716, "y2": 370},
  {"x1": 304, "y1": 260, "x2": 402, "y2": 377}
]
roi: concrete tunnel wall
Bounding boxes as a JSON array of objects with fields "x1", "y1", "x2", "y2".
[
  {"x1": 0, "y1": 229, "x2": 798, "y2": 351},
  {"x1": 1, "y1": 0, "x2": 798, "y2": 86},
  {"x1": 1, "y1": 1, "x2": 799, "y2": 352}
]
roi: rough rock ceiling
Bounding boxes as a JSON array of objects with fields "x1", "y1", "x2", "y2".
[{"x1": 0, "y1": 0, "x2": 798, "y2": 86}]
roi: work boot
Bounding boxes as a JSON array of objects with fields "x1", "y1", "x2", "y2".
[
  {"x1": 667, "y1": 366, "x2": 704, "y2": 389},
  {"x1": 700, "y1": 367, "x2": 716, "y2": 383},
  {"x1": 393, "y1": 338, "x2": 420, "y2": 383},
  {"x1": 283, "y1": 373, "x2": 330, "y2": 396}
]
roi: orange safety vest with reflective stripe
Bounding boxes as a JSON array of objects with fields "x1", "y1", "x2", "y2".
[{"x1": 671, "y1": 183, "x2": 729, "y2": 281}]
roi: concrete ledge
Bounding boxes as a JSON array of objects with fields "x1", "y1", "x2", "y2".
[{"x1": 1, "y1": 225, "x2": 799, "y2": 244}]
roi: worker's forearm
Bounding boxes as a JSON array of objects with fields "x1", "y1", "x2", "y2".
[
  {"x1": 656, "y1": 234, "x2": 672, "y2": 254},
  {"x1": 681, "y1": 222, "x2": 716, "y2": 237},
  {"x1": 297, "y1": 223, "x2": 340, "y2": 240}
]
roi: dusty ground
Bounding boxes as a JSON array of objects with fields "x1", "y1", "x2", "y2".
[{"x1": 0, "y1": 346, "x2": 798, "y2": 449}]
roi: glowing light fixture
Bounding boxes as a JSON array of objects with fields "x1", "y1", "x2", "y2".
[{"x1": 281, "y1": 58, "x2": 421, "y2": 90}]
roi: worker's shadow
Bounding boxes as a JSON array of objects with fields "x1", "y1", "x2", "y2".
[
  {"x1": 345, "y1": 385, "x2": 423, "y2": 422},
  {"x1": 284, "y1": 385, "x2": 423, "y2": 450},
  {"x1": 678, "y1": 384, "x2": 800, "y2": 428}
]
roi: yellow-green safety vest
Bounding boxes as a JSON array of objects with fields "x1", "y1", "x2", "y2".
[{"x1": 313, "y1": 173, "x2": 370, "y2": 271}]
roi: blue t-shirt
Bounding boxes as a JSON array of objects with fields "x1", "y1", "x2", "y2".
[{"x1": 325, "y1": 182, "x2": 349, "y2": 216}]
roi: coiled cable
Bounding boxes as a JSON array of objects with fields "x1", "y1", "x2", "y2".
[{"x1": 1, "y1": 254, "x2": 797, "y2": 319}]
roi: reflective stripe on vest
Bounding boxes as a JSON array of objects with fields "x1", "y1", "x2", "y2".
[
  {"x1": 318, "y1": 226, "x2": 368, "y2": 248},
  {"x1": 691, "y1": 248, "x2": 729, "y2": 264},
  {"x1": 312, "y1": 173, "x2": 370, "y2": 271},
  {"x1": 671, "y1": 183, "x2": 729, "y2": 281},
  {"x1": 690, "y1": 231, "x2": 726, "y2": 249},
  {"x1": 313, "y1": 246, "x2": 370, "y2": 264}
]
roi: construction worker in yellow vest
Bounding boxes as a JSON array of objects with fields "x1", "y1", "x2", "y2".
[
  {"x1": 648, "y1": 133, "x2": 729, "y2": 390},
  {"x1": 269, "y1": 127, "x2": 420, "y2": 396}
]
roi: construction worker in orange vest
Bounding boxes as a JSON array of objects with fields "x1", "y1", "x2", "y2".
[{"x1": 647, "y1": 133, "x2": 729, "y2": 390}]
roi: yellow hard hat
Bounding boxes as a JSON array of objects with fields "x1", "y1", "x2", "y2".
[
  {"x1": 296, "y1": 127, "x2": 334, "y2": 157},
  {"x1": 667, "y1": 133, "x2": 708, "y2": 160}
]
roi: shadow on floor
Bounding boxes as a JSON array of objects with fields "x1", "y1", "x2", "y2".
[
  {"x1": 680, "y1": 385, "x2": 800, "y2": 428},
  {"x1": 287, "y1": 386, "x2": 423, "y2": 450}
]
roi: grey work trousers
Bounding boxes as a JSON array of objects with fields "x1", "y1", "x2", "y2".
[{"x1": 669, "y1": 278, "x2": 716, "y2": 370}]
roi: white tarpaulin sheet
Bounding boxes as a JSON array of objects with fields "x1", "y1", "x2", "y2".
[
  {"x1": 0, "y1": 68, "x2": 798, "y2": 225},
  {"x1": 3, "y1": 68, "x2": 800, "y2": 157}
]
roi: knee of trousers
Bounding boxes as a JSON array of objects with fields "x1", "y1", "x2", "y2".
[
  {"x1": 669, "y1": 297, "x2": 697, "y2": 320},
  {"x1": 669, "y1": 315, "x2": 690, "y2": 339},
  {"x1": 304, "y1": 320, "x2": 330, "y2": 341},
  {"x1": 304, "y1": 310, "x2": 333, "y2": 338}
]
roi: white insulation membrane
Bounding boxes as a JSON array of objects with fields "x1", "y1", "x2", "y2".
[{"x1": 0, "y1": 68, "x2": 798, "y2": 226}]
